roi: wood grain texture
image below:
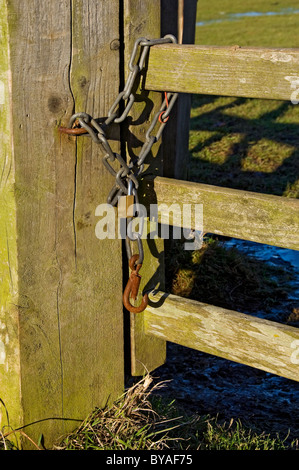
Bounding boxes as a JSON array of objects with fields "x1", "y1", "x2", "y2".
[
  {"x1": 1, "y1": 0, "x2": 124, "y2": 448},
  {"x1": 145, "y1": 44, "x2": 299, "y2": 100},
  {"x1": 144, "y1": 291, "x2": 299, "y2": 382},
  {"x1": 140, "y1": 176, "x2": 299, "y2": 250},
  {"x1": 1, "y1": 0, "x2": 74, "y2": 446},
  {"x1": 0, "y1": 0, "x2": 23, "y2": 437}
]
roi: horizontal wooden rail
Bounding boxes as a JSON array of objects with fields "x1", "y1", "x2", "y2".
[
  {"x1": 145, "y1": 44, "x2": 299, "y2": 100},
  {"x1": 140, "y1": 176, "x2": 299, "y2": 251},
  {"x1": 144, "y1": 291, "x2": 299, "y2": 382}
]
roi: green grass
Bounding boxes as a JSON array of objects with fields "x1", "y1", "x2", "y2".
[
  {"x1": 196, "y1": 0, "x2": 299, "y2": 23},
  {"x1": 193, "y1": 418, "x2": 294, "y2": 450},
  {"x1": 54, "y1": 376, "x2": 172, "y2": 451},
  {"x1": 196, "y1": 0, "x2": 299, "y2": 48},
  {"x1": 192, "y1": 0, "x2": 299, "y2": 199},
  {"x1": 196, "y1": 14, "x2": 299, "y2": 48},
  {"x1": 189, "y1": 95, "x2": 299, "y2": 197}
]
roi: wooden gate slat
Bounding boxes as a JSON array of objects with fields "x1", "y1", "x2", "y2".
[
  {"x1": 145, "y1": 291, "x2": 299, "y2": 382},
  {"x1": 145, "y1": 44, "x2": 299, "y2": 100}
]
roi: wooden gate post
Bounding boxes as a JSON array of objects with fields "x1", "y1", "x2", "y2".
[
  {"x1": 124, "y1": 0, "x2": 197, "y2": 376},
  {"x1": 161, "y1": 0, "x2": 198, "y2": 180},
  {"x1": 0, "y1": 0, "x2": 124, "y2": 448}
]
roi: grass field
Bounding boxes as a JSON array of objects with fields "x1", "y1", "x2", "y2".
[
  {"x1": 196, "y1": 0, "x2": 299, "y2": 47},
  {"x1": 191, "y1": 1, "x2": 299, "y2": 198}
]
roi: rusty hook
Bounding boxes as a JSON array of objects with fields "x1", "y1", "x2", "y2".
[
  {"x1": 58, "y1": 118, "x2": 88, "y2": 136},
  {"x1": 123, "y1": 254, "x2": 148, "y2": 313},
  {"x1": 59, "y1": 126, "x2": 88, "y2": 136}
]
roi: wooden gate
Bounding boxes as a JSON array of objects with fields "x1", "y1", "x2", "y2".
[{"x1": 133, "y1": 43, "x2": 299, "y2": 381}]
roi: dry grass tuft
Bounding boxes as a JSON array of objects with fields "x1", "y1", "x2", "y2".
[{"x1": 54, "y1": 375, "x2": 182, "y2": 451}]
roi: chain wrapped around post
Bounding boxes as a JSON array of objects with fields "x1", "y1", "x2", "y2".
[{"x1": 59, "y1": 35, "x2": 178, "y2": 313}]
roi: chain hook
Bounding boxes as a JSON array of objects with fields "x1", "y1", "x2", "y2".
[
  {"x1": 123, "y1": 255, "x2": 148, "y2": 313},
  {"x1": 159, "y1": 92, "x2": 170, "y2": 123}
]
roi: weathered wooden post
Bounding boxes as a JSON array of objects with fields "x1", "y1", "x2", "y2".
[{"x1": 0, "y1": 0, "x2": 124, "y2": 448}]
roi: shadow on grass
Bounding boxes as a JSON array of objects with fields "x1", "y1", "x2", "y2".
[
  {"x1": 188, "y1": 95, "x2": 299, "y2": 197},
  {"x1": 179, "y1": 94, "x2": 299, "y2": 320}
]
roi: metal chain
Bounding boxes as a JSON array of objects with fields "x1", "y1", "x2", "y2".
[
  {"x1": 59, "y1": 34, "x2": 178, "y2": 206},
  {"x1": 59, "y1": 35, "x2": 179, "y2": 312}
]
